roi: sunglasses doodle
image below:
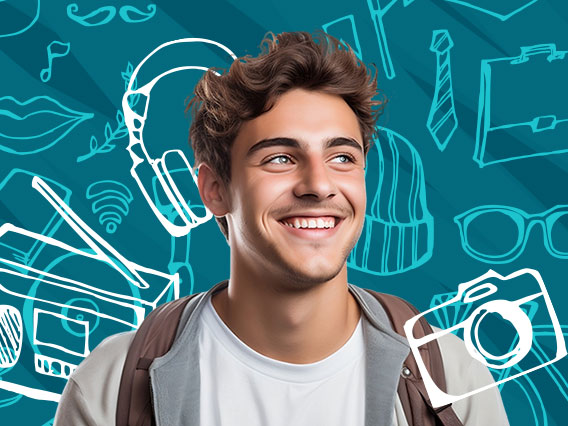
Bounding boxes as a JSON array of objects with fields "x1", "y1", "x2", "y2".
[{"x1": 454, "y1": 204, "x2": 568, "y2": 263}]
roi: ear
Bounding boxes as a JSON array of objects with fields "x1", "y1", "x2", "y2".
[{"x1": 197, "y1": 163, "x2": 230, "y2": 217}]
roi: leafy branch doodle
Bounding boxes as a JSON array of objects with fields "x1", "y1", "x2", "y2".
[{"x1": 76, "y1": 62, "x2": 139, "y2": 163}]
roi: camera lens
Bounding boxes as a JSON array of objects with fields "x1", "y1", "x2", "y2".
[{"x1": 464, "y1": 300, "x2": 533, "y2": 369}]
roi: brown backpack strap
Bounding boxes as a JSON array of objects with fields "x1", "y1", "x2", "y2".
[
  {"x1": 116, "y1": 293, "x2": 200, "y2": 426},
  {"x1": 116, "y1": 285, "x2": 462, "y2": 426},
  {"x1": 367, "y1": 290, "x2": 463, "y2": 426}
]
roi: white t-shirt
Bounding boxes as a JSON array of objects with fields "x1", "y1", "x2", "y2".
[{"x1": 198, "y1": 293, "x2": 366, "y2": 426}]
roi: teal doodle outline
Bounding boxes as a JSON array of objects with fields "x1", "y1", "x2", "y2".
[
  {"x1": 85, "y1": 180, "x2": 134, "y2": 234},
  {"x1": 322, "y1": 14, "x2": 363, "y2": 60},
  {"x1": 426, "y1": 29, "x2": 458, "y2": 152},
  {"x1": 40, "y1": 41, "x2": 71, "y2": 83},
  {"x1": 66, "y1": 4, "x2": 116, "y2": 27},
  {"x1": 348, "y1": 126, "x2": 434, "y2": 275},
  {"x1": 0, "y1": 96, "x2": 93, "y2": 155},
  {"x1": 76, "y1": 62, "x2": 138, "y2": 162},
  {"x1": 454, "y1": 205, "x2": 568, "y2": 263},
  {"x1": 118, "y1": 4, "x2": 157, "y2": 24},
  {"x1": 498, "y1": 363, "x2": 547, "y2": 425},
  {"x1": 66, "y1": 3, "x2": 156, "y2": 26},
  {"x1": 531, "y1": 325, "x2": 568, "y2": 401},
  {"x1": 474, "y1": 43, "x2": 568, "y2": 167},
  {"x1": 0, "y1": 0, "x2": 41, "y2": 38},
  {"x1": 495, "y1": 325, "x2": 568, "y2": 426},
  {"x1": 445, "y1": 0, "x2": 540, "y2": 21},
  {"x1": 366, "y1": 0, "x2": 416, "y2": 80},
  {"x1": 0, "y1": 393, "x2": 22, "y2": 408},
  {"x1": 366, "y1": 1, "x2": 540, "y2": 81}
]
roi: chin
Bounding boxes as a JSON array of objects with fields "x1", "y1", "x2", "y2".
[{"x1": 276, "y1": 257, "x2": 346, "y2": 290}]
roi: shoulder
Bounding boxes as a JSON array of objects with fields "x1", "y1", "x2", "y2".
[
  {"x1": 54, "y1": 331, "x2": 135, "y2": 426},
  {"x1": 73, "y1": 331, "x2": 135, "y2": 381},
  {"x1": 434, "y1": 328, "x2": 510, "y2": 425},
  {"x1": 351, "y1": 287, "x2": 509, "y2": 425}
]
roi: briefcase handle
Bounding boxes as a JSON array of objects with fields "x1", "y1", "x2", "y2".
[{"x1": 512, "y1": 43, "x2": 565, "y2": 64}]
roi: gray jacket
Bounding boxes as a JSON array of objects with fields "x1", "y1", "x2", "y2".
[{"x1": 54, "y1": 282, "x2": 509, "y2": 425}]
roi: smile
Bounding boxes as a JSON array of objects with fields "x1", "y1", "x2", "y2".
[
  {"x1": 277, "y1": 216, "x2": 342, "y2": 239},
  {"x1": 280, "y1": 216, "x2": 337, "y2": 229}
]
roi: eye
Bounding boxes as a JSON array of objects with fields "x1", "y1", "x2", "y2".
[
  {"x1": 266, "y1": 155, "x2": 293, "y2": 165},
  {"x1": 331, "y1": 154, "x2": 355, "y2": 164}
]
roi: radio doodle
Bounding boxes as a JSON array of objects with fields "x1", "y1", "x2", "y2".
[{"x1": 0, "y1": 177, "x2": 178, "y2": 402}]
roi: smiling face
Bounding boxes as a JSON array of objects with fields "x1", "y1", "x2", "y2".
[{"x1": 202, "y1": 88, "x2": 367, "y2": 288}]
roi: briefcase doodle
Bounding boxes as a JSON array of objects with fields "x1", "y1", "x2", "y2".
[{"x1": 474, "y1": 43, "x2": 568, "y2": 167}]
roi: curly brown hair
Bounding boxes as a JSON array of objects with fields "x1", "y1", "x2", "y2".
[{"x1": 186, "y1": 30, "x2": 385, "y2": 240}]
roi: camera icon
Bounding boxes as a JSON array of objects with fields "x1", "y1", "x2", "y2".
[{"x1": 404, "y1": 268, "x2": 567, "y2": 408}]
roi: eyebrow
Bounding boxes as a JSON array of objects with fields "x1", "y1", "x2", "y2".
[{"x1": 246, "y1": 137, "x2": 364, "y2": 157}]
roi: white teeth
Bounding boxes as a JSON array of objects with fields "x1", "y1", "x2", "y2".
[{"x1": 282, "y1": 217, "x2": 336, "y2": 229}]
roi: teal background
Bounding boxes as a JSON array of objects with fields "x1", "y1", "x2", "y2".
[{"x1": 1, "y1": 0, "x2": 567, "y2": 424}]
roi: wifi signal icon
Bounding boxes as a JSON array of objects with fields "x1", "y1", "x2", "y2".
[{"x1": 86, "y1": 180, "x2": 134, "y2": 234}]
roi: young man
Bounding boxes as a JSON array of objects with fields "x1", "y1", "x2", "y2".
[{"x1": 54, "y1": 32, "x2": 509, "y2": 425}]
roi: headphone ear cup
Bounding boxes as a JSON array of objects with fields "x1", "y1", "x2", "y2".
[{"x1": 159, "y1": 150, "x2": 208, "y2": 224}]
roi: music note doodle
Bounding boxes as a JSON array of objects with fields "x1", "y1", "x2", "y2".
[{"x1": 40, "y1": 41, "x2": 71, "y2": 83}]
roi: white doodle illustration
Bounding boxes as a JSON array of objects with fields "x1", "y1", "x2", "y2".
[
  {"x1": 122, "y1": 38, "x2": 236, "y2": 237},
  {"x1": 404, "y1": 269, "x2": 566, "y2": 408},
  {"x1": 0, "y1": 176, "x2": 178, "y2": 401}
]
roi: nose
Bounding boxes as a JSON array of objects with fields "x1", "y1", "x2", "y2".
[{"x1": 293, "y1": 156, "x2": 337, "y2": 200}]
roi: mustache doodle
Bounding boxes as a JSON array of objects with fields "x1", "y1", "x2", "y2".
[{"x1": 66, "y1": 3, "x2": 157, "y2": 26}]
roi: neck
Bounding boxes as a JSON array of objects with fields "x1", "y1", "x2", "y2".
[{"x1": 211, "y1": 254, "x2": 361, "y2": 364}]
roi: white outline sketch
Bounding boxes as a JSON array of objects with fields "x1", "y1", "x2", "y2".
[
  {"x1": 33, "y1": 308, "x2": 90, "y2": 357},
  {"x1": 0, "y1": 169, "x2": 72, "y2": 269},
  {"x1": 122, "y1": 38, "x2": 237, "y2": 237},
  {"x1": 0, "y1": 304, "x2": 23, "y2": 369},
  {"x1": 34, "y1": 353, "x2": 77, "y2": 380},
  {"x1": 0, "y1": 176, "x2": 179, "y2": 402},
  {"x1": 404, "y1": 268, "x2": 567, "y2": 408}
]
